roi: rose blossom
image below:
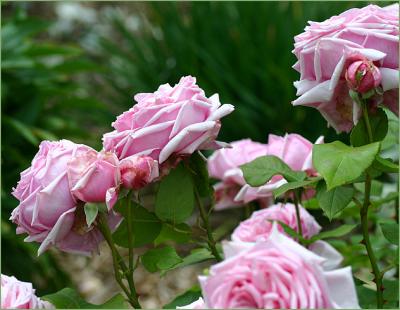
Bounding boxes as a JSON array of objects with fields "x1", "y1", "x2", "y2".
[
  {"x1": 11, "y1": 140, "x2": 121, "y2": 255},
  {"x1": 231, "y1": 203, "x2": 321, "y2": 241},
  {"x1": 103, "y1": 76, "x2": 234, "y2": 165},
  {"x1": 199, "y1": 224, "x2": 360, "y2": 309},
  {"x1": 1, "y1": 274, "x2": 53, "y2": 309},
  {"x1": 292, "y1": 4, "x2": 399, "y2": 133},
  {"x1": 208, "y1": 134, "x2": 323, "y2": 210},
  {"x1": 68, "y1": 149, "x2": 120, "y2": 210},
  {"x1": 119, "y1": 155, "x2": 159, "y2": 189}
]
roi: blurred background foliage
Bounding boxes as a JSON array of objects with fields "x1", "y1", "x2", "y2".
[{"x1": 1, "y1": 0, "x2": 396, "y2": 298}]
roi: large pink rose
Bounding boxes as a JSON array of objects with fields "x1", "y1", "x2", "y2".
[
  {"x1": 103, "y1": 76, "x2": 234, "y2": 164},
  {"x1": 199, "y1": 225, "x2": 360, "y2": 309},
  {"x1": 292, "y1": 4, "x2": 399, "y2": 133},
  {"x1": 1, "y1": 274, "x2": 52, "y2": 309},
  {"x1": 10, "y1": 140, "x2": 121, "y2": 255},
  {"x1": 231, "y1": 203, "x2": 321, "y2": 241},
  {"x1": 68, "y1": 149, "x2": 120, "y2": 210},
  {"x1": 208, "y1": 134, "x2": 323, "y2": 210}
]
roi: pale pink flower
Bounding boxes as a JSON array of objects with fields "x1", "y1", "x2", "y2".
[
  {"x1": 1, "y1": 274, "x2": 53, "y2": 309},
  {"x1": 11, "y1": 140, "x2": 121, "y2": 255},
  {"x1": 103, "y1": 76, "x2": 234, "y2": 164},
  {"x1": 231, "y1": 203, "x2": 321, "y2": 242},
  {"x1": 200, "y1": 224, "x2": 360, "y2": 309},
  {"x1": 293, "y1": 4, "x2": 399, "y2": 132}
]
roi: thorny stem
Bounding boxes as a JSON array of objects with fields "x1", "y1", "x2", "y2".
[
  {"x1": 360, "y1": 105, "x2": 383, "y2": 308},
  {"x1": 194, "y1": 188, "x2": 223, "y2": 262},
  {"x1": 98, "y1": 213, "x2": 141, "y2": 308},
  {"x1": 127, "y1": 192, "x2": 134, "y2": 283}
]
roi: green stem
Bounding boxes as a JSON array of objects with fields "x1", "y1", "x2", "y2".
[
  {"x1": 360, "y1": 106, "x2": 383, "y2": 308},
  {"x1": 194, "y1": 188, "x2": 222, "y2": 262},
  {"x1": 98, "y1": 213, "x2": 141, "y2": 308},
  {"x1": 293, "y1": 190, "x2": 303, "y2": 241},
  {"x1": 126, "y1": 192, "x2": 134, "y2": 279}
]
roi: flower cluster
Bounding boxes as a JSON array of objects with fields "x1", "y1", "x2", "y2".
[
  {"x1": 10, "y1": 76, "x2": 234, "y2": 255},
  {"x1": 292, "y1": 3, "x2": 399, "y2": 133},
  {"x1": 208, "y1": 134, "x2": 323, "y2": 210}
]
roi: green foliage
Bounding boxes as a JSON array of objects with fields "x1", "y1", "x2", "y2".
[
  {"x1": 380, "y1": 222, "x2": 399, "y2": 245},
  {"x1": 42, "y1": 288, "x2": 128, "y2": 309},
  {"x1": 113, "y1": 202, "x2": 161, "y2": 248},
  {"x1": 141, "y1": 246, "x2": 183, "y2": 273},
  {"x1": 241, "y1": 155, "x2": 306, "y2": 187},
  {"x1": 161, "y1": 248, "x2": 214, "y2": 275},
  {"x1": 163, "y1": 286, "x2": 202, "y2": 309},
  {"x1": 350, "y1": 109, "x2": 388, "y2": 146},
  {"x1": 188, "y1": 152, "x2": 212, "y2": 198},
  {"x1": 308, "y1": 224, "x2": 357, "y2": 244},
  {"x1": 316, "y1": 182, "x2": 354, "y2": 221},
  {"x1": 313, "y1": 141, "x2": 380, "y2": 190},
  {"x1": 154, "y1": 223, "x2": 192, "y2": 245},
  {"x1": 155, "y1": 164, "x2": 195, "y2": 224},
  {"x1": 84, "y1": 203, "x2": 99, "y2": 227},
  {"x1": 273, "y1": 177, "x2": 321, "y2": 198}
]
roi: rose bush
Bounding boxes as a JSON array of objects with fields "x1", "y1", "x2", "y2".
[
  {"x1": 208, "y1": 134, "x2": 323, "y2": 209},
  {"x1": 292, "y1": 3, "x2": 399, "y2": 132},
  {"x1": 198, "y1": 225, "x2": 359, "y2": 309},
  {"x1": 10, "y1": 140, "x2": 121, "y2": 255},
  {"x1": 1, "y1": 275, "x2": 53, "y2": 309},
  {"x1": 103, "y1": 76, "x2": 234, "y2": 165}
]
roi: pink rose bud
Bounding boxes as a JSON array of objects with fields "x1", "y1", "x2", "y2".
[
  {"x1": 68, "y1": 150, "x2": 121, "y2": 210},
  {"x1": 103, "y1": 76, "x2": 234, "y2": 164},
  {"x1": 11, "y1": 140, "x2": 121, "y2": 255},
  {"x1": 345, "y1": 60, "x2": 382, "y2": 93},
  {"x1": 119, "y1": 155, "x2": 159, "y2": 189},
  {"x1": 1, "y1": 274, "x2": 53, "y2": 309},
  {"x1": 199, "y1": 224, "x2": 360, "y2": 309},
  {"x1": 231, "y1": 203, "x2": 321, "y2": 242}
]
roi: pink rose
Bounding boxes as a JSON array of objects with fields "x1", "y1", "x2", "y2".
[
  {"x1": 11, "y1": 140, "x2": 121, "y2": 255},
  {"x1": 119, "y1": 155, "x2": 159, "y2": 189},
  {"x1": 68, "y1": 149, "x2": 120, "y2": 210},
  {"x1": 199, "y1": 225, "x2": 360, "y2": 309},
  {"x1": 1, "y1": 274, "x2": 53, "y2": 309},
  {"x1": 177, "y1": 298, "x2": 206, "y2": 309},
  {"x1": 208, "y1": 139, "x2": 269, "y2": 210},
  {"x1": 231, "y1": 203, "x2": 321, "y2": 242},
  {"x1": 292, "y1": 4, "x2": 399, "y2": 132},
  {"x1": 103, "y1": 76, "x2": 234, "y2": 164},
  {"x1": 208, "y1": 135, "x2": 322, "y2": 210},
  {"x1": 345, "y1": 59, "x2": 382, "y2": 93}
]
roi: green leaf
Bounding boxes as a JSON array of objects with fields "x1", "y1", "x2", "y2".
[
  {"x1": 312, "y1": 141, "x2": 380, "y2": 190},
  {"x1": 3, "y1": 116, "x2": 38, "y2": 145},
  {"x1": 163, "y1": 286, "x2": 202, "y2": 309},
  {"x1": 84, "y1": 203, "x2": 98, "y2": 227},
  {"x1": 155, "y1": 163, "x2": 195, "y2": 224},
  {"x1": 371, "y1": 192, "x2": 398, "y2": 208},
  {"x1": 372, "y1": 156, "x2": 399, "y2": 173},
  {"x1": 309, "y1": 224, "x2": 357, "y2": 243},
  {"x1": 42, "y1": 288, "x2": 128, "y2": 309},
  {"x1": 141, "y1": 246, "x2": 183, "y2": 273},
  {"x1": 188, "y1": 152, "x2": 212, "y2": 198},
  {"x1": 113, "y1": 202, "x2": 161, "y2": 248},
  {"x1": 316, "y1": 183, "x2": 354, "y2": 221},
  {"x1": 162, "y1": 248, "x2": 214, "y2": 275},
  {"x1": 383, "y1": 279, "x2": 399, "y2": 304},
  {"x1": 350, "y1": 109, "x2": 388, "y2": 146},
  {"x1": 154, "y1": 223, "x2": 192, "y2": 245},
  {"x1": 381, "y1": 108, "x2": 399, "y2": 151},
  {"x1": 241, "y1": 155, "x2": 306, "y2": 187},
  {"x1": 302, "y1": 198, "x2": 320, "y2": 210},
  {"x1": 356, "y1": 285, "x2": 376, "y2": 309},
  {"x1": 380, "y1": 222, "x2": 399, "y2": 245},
  {"x1": 273, "y1": 177, "x2": 321, "y2": 198}
]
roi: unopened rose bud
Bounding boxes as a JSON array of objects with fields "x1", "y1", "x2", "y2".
[
  {"x1": 345, "y1": 60, "x2": 382, "y2": 94},
  {"x1": 120, "y1": 156, "x2": 159, "y2": 189}
]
